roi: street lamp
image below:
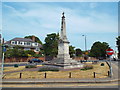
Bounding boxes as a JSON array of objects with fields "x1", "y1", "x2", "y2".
[
  {"x1": 82, "y1": 35, "x2": 88, "y2": 60},
  {"x1": 82, "y1": 35, "x2": 87, "y2": 51}
]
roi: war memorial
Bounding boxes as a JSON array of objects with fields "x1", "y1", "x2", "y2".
[{"x1": 46, "y1": 12, "x2": 83, "y2": 70}]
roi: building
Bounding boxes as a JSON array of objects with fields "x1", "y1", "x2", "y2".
[{"x1": 4, "y1": 36, "x2": 42, "y2": 52}]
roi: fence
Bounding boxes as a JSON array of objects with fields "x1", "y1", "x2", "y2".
[
  {"x1": 5, "y1": 57, "x2": 45, "y2": 62},
  {"x1": 3, "y1": 71, "x2": 110, "y2": 79}
]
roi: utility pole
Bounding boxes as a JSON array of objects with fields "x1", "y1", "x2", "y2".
[
  {"x1": 82, "y1": 35, "x2": 88, "y2": 60},
  {"x1": 82, "y1": 35, "x2": 87, "y2": 51}
]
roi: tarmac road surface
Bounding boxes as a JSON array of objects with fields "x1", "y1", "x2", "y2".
[{"x1": 2, "y1": 81, "x2": 119, "y2": 88}]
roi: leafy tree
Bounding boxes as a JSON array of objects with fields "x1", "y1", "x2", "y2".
[
  {"x1": 75, "y1": 48, "x2": 82, "y2": 57},
  {"x1": 5, "y1": 45, "x2": 42, "y2": 58},
  {"x1": 24, "y1": 35, "x2": 42, "y2": 45},
  {"x1": 5, "y1": 46, "x2": 28, "y2": 58},
  {"x1": 39, "y1": 48, "x2": 44, "y2": 56},
  {"x1": 24, "y1": 50, "x2": 35, "y2": 57},
  {"x1": 69, "y1": 45, "x2": 75, "y2": 58},
  {"x1": 116, "y1": 36, "x2": 120, "y2": 59},
  {"x1": 89, "y1": 41, "x2": 109, "y2": 58},
  {"x1": 5, "y1": 49, "x2": 13, "y2": 58},
  {"x1": 44, "y1": 33, "x2": 59, "y2": 57}
]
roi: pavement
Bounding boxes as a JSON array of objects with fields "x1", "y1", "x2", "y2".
[
  {"x1": 2, "y1": 78, "x2": 120, "y2": 84},
  {"x1": 2, "y1": 61, "x2": 120, "y2": 84}
]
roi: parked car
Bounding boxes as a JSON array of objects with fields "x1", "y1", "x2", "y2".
[
  {"x1": 98, "y1": 57, "x2": 103, "y2": 60},
  {"x1": 28, "y1": 58, "x2": 43, "y2": 63},
  {"x1": 98, "y1": 57, "x2": 106, "y2": 60}
]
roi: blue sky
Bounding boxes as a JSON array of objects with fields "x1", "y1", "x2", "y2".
[{"x1": 2, "y1": 2, "x2": 118, "y2": 51}]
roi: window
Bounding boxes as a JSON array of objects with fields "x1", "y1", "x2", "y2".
[
  {"x1": 11, "y1": 41, "x2": 15, "y2": 44},
  {"x1": 35, "y1": 48, "x2": 40, "y2": 52},
  {"x1": 24, "y1": 42, "x2": 31, "y2": 46},
  {"x1": 24, "y1": 42, "x2": 27, "y2": 45},
  {"x1": 32, "y1": 43, "x2": 38, "y2": 46},
  {"x1": 11, "y1": 41, "x2": 17, "y2": 45},
  {"x1": 27, "y1": 42, "x2": 31, "y2": 46},
  {"x1": 20, "y1": 42, "x2": 23, "y2": 45},
  {"x1": 18, "y1": 41, "x2": 23, "y2": 45},
  {"x1": 35, "y1": 43, "x2": 38, "y2": 46},
  {"x1": 15, "y1": 41, "x2": 17, "y2": 44},
  {"x1": 18, "y1": 41, "x2": 20, "y2": 44}
]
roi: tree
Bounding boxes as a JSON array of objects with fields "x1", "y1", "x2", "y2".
[
  {"x1": 44, "y1": 33, "x2": 59, "y2": 57},
  {"x1": 24, "y1": 35, "x2": 42, "y2": 45},
  {"x1": 75, "y1": 48, "x2": 82, "y2": 57},
  {"x1": 89, "y1": 41, "x2": 109, "y2": 58},
  {"x1": 24, "y1": 50, "x2": 35, "y2": 57},
  {"x1": 69, "y1": 45, "x2": 75, "y2": 58},
  {"x1": 116, "y1": 36, "x2": 120, "y2": 59},
  {"x1": 5, "y1": 46, "x2": 28, "y2": 58},
  {"x1": 5, "y1": 45, "x2": 42, "y2": 58}
]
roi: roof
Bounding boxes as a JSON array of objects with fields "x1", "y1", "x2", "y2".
[
  {"x1": 5, "y1": 38, "x2": 33, "y2": 44},
  {"x1": 10, "y1": 38, "x2": 33, "y2": 42}
]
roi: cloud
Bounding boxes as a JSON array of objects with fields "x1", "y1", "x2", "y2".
[
  {"x1": 89, "y1": 2, "x2": 97, "y2": 8},
  {"x1": 2, "y1": 2, "x2": 118, "y2": 50},
  {"x1": 3, "y1": 3, "x2": 117, "y2": 33}
]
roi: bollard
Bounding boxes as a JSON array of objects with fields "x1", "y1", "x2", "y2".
[
  {"x1": 93, "y1": 72, "x2": 96, "y2": 78},
  {"x1": 69, "y1": 72, "x2": 72, "y2": 78},
  {"x1": 108, "y1": 71, "x2": 110, "y2": 77},
  {"x1": 20, "y1": 73, "x2": 22, "y2": 79},
  {"x1": 44, "y1": 72, "x2": 47, "y2": 78},
  {"x1": 108, "y1": 71, "x2": 112, "y2": 78}
]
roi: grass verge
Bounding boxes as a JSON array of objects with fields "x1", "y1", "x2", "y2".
[{"x1": 4, "y1": 62, "x2": 109, "y2": 79}]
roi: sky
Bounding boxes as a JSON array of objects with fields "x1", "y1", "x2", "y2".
[{"x1": 2, "y1": 2, "x2": 118, "y2": 51}]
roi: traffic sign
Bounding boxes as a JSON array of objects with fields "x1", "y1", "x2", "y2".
[
  {"x1": 2, "y1": 45, "x2": 6, "y2": 52},
  {"x1": 106, "y1": 48, "x2": 114, "y2": 56}
]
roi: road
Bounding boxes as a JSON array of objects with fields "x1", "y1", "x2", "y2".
[
  {"x1": 2, "y1": 81, "x2": 119, "y2": 88},
  {"x1": 3, "y1": 59, "x2": 119, "y2": 68},
  {"x1": 3, "y1": 62, "x2": 43, "y2": 67}
]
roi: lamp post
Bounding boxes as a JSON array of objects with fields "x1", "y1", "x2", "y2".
[
  {"x1": 82, "y1": 35, "x2": 88, "y2": 60},
  {"x1": 82, "y1": 35, "x2": 87, "y2": 51},
  {"x1": 75, "y1": 49, "x2": 76, "y2": 59}
]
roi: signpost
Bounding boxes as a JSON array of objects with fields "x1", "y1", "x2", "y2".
[
  {"x1": 2, "y1": 45, "x2": 6, "y2": 77},
  {"x1": 106, "y1": 48, "x2": 114, "y2": 56},
  {"x1": 106, "y1": 48, "x2": 114, "y2": 78}
]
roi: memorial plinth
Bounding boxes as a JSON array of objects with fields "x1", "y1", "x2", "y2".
[{"x1": 48, "y1": 12, "x2": 83, "y2": 69}]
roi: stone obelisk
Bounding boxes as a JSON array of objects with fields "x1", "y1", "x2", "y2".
[
  {"x1": 52, "y1": 12, "x2": 76, "y2": 65},
  {"x1": 50, "y1": 12, "x2": 83, "y2": 69},
  {"x1": 57, "y1": 12, "x2": 71, "y2": 63}
]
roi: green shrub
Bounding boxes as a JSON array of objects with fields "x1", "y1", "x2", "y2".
[
  {"x1": 25, "y1": 65, "x2": 37, "y2": 68},
  {"x1": 38, "y1": 67, "x2": 59, "y2": 72},
  {"x1": 14, "y1": 64, "x2": 19, "y2": 67},
  {"x1": 81, "y1": 65, "x2": 93, "y2": 70}
]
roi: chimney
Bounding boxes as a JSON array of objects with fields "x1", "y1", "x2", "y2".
[{"x1": 32, "y1": 35, "x2": 35, "y2": 42}]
